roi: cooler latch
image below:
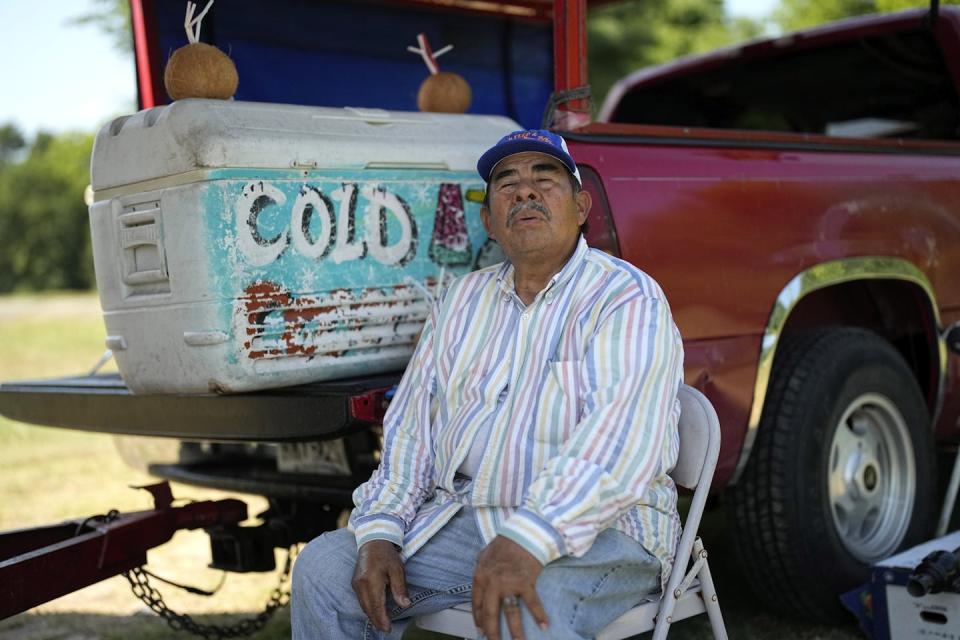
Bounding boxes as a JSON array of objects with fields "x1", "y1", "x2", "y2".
[{"x1": 118, "y1": 203, "x2": 170, "y2": 292}]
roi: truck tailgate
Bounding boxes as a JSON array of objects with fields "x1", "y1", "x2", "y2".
[{"x1": 0, "y1": 373, "x2": 400, "y2": 441}]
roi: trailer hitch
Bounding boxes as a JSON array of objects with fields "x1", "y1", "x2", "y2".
[{"x1": 0, "y1": 481, "x2": 246, "y2": 619}]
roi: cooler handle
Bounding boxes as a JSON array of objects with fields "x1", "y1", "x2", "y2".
[{"x1": 118, "y1": 206, "x2": 169, "y2": 286}]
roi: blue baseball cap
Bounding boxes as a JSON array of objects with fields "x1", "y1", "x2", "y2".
[{"x1": 477, "y1": 129, "x2": 581, "y2": 187}]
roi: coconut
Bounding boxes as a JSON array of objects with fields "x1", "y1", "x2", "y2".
[
  {"x1": 417, "y1": 72, "x2": 471, "y2": 113},
  {"x1": 164, "y1": 42, "x2": 239, "y2": 101}
]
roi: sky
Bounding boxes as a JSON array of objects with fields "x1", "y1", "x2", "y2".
[
  {"x1": 728, "y1": 0, "x2": 780, "y2": 19},
  {"x1": 0, "y1": 0, "x2": 780, "y2": 139},
  {"x1": 0, "y1": 0, "x2": 137, "y2": 138}
]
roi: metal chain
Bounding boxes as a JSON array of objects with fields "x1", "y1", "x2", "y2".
[{"x1": 123, "y1": 545, "x2": 298, "y2": 639}]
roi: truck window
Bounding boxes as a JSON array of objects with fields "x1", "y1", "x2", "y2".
[{"x1": 607, "y1": 27, "x2": 960, "y2": 140}]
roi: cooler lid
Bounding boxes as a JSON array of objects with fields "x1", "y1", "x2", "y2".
[{"x1": 91, "y1": 99, "x2": 519, "y2": 191}]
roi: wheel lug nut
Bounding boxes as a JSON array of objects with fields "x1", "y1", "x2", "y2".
[{"x1": 864, "y1": 465, "x2": 878, "y2": 491}]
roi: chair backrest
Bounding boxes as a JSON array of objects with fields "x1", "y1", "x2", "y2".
[{"x1": 670, "y1": 384, "x2": 720, "y2": 491}]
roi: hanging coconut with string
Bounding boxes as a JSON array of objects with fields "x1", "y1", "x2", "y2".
[
  {"x1": 164, "y1": 0, "x2": 239, "y2": 101},
  {"x1": 407, "y1": 33, "x2": 471, "y2": 113}
]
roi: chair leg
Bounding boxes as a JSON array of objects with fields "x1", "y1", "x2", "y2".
[
  {"x1": 694, "y1": 541, "x2": 728, "y2": 640},
  {"x1": 650, "y1": 609, "x2": 673, "y2": 640},
  {"x1": 651, "y1": 562, "x2": 686, "y2": 640}
]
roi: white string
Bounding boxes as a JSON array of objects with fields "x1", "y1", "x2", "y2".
[
  {"x1": 404, "y1": 276, "x2": 435, "y2": 307},
  {"x1": 88, "y1": 350, "x2": 114, "y2": 376},
  {"x1": 184, "y1": 0, "x2": 214, "y2": 44},
  {"x1": 404, "y1": 268, "x2": 452, "y2": 309},
  {"x1": 406, "y1": 33, "x2": 453, "y2": 76}
]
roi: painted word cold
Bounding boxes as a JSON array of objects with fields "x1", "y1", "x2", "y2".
[{"x1": 236, "y1": 181, "x2": 418, "y2": 267}]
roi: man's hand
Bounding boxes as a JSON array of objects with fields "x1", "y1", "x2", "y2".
[
  {"x1": 472, "y1": 535, "x2": 549, "y2": 640},
  {"x1": 351, "y1": 539, "x2": 411, "y2": 632}
]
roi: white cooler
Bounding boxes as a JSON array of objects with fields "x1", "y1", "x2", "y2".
[{"x1": 89, "y1": 99, "x2": 516, "y2": 394}]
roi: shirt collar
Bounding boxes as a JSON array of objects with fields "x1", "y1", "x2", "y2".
[{"x1": 496, "y1": 235, "x2": 589, "y2": 300}]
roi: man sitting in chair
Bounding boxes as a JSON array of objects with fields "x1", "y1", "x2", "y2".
[{"x1": 292, "y1": 129, "x2": 684, "y2": 640}]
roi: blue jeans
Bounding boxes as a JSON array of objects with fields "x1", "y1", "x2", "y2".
[{"x1": 292, "y1": 508, "x2": 661, "y2": 640}]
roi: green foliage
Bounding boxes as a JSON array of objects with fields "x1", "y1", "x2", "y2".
[
  {"x1": 588, "y1": 0, "x2": 764, "y2": 113},
  {"x1": 0, "y1": 128, "x2": 95, "y2": 292},
  {"x1": 66, "y1": 0, "x2": 133, "y2": 53},
  {"x1": 773, "y1": 0, "x2": 959, "y2": 32},
  {"x1": 877, "y1": 0, "x2": 959, "y2": 8},
  {"x1": 0, "y1": 124, "x2": 26, "y2": 163}
]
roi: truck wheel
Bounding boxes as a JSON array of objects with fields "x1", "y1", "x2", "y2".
[{"x1": 728, "y1": 328, "x2": 936, "y2": 621}]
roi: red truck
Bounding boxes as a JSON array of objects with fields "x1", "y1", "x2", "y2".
[{"x1": 2, "y1": 0, "x2": 958, "y2": 624}]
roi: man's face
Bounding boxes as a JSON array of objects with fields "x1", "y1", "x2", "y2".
[{"x1": 480, "y1": 152, "x2": 591, "y2": 264}]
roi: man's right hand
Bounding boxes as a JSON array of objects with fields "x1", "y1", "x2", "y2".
[{"x1": 351, "y1": 539, "x2": 412, "y2": 632}]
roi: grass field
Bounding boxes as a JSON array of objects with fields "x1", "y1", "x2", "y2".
[
  {"x1": 0, "y1": 293, "x2": 291, "y2": 640},
  {"x1": 0, "y1": 293, "x2": 865, "y2": 639}
]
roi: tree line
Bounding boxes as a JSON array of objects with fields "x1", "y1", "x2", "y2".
[
  {"x1": 0, "y1": 0, "x2": 951, "y2": 292},
  {"x1": 0, "y1": 125, "x2": 95, "y2": 292}
]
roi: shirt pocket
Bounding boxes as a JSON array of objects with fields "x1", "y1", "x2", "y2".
[{"x1": 538, "y1": 359, "x2": 583, "y2": 444}]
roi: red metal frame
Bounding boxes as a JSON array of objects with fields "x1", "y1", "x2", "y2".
[
  {"x1": 552, "y1": 0, "x2": 587, "y2": 93},
  {"x1": 0, "y1": 483, "x2": 246, "y2": 619},
  {"x1": 130, "y1": 0, "x2": 164, "y2": 109},
  {"x1": 382, "y1": 0, "x2": 553, "y2": 21},
  {"x1": 552, "y1": 0, "x2": 589, "y2": 115},
  {"x1": 349, "y1": 387, "x2": 391, "y2": 424}
]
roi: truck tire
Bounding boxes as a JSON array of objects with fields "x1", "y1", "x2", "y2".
[{"x1": 728, "y1": 327, "x2": 936, "y2": 621}]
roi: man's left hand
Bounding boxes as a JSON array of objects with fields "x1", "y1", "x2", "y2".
[{"x1": 472, "y1": 535, "x2": 549, "y2": 640}]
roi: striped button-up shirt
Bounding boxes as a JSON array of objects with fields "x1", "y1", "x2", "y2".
[{"x1": 349, "y1": 236, "x2": 684, "y2": 578}]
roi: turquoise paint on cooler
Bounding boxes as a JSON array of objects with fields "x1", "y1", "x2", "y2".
[{"x1": 199, "y1": 169, "x2": 492, "y2": 367}]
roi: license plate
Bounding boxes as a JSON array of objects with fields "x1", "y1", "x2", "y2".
[{"x1": 277, "y1": 441, "x2": 350, "y2": 475}]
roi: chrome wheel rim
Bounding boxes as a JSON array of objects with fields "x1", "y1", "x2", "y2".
[{"x1": 828, "y1": 393, "x2": 915, "y2": 563}]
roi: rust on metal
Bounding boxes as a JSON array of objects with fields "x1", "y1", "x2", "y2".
[{"x1": 239, "y1": 280, "x2": 431, "y2": 362}]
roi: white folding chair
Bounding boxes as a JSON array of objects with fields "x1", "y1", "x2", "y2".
[{"x1": 415, "y1": 383, "x2": 728, "y2": 640}]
